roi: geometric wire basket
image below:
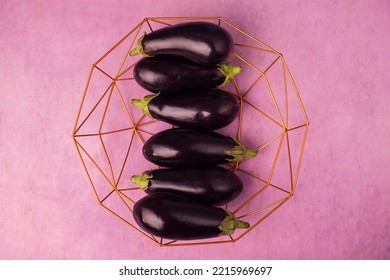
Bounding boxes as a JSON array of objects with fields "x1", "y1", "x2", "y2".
[{"x1": 72, "y1": 17, "x2": 309, "y2": 246}]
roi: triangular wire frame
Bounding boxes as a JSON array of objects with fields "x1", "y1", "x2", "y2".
[{"x1": 72, "y1": 16, "x2": 309, "y2": 247}]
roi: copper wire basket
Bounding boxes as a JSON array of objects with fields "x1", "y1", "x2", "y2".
[{"x1": 72, "y1": 17, "x2": 309, "y2": 246}]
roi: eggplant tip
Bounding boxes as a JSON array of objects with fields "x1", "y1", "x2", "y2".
[
  {"x1": 219, "y1": 209, "x2": 250, "y2": 235},
  {"x1": 129, "y1": 33, "x2": 149, "y2": 57},
  {"x1": 218, "y1": 63, "x2": 242, "y2": 86},
  {"x1": 131, "y1": 94, "x2": 158, "y2": 119},
  {"x1": 131, "y1": 173, "x2": 152, "y2": 190},
  {"x1": 225, "y1": 137, "x2": 258, "y2": 163}
]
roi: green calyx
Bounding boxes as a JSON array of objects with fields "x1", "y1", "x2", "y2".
[
  {"x1": 218, "y1": 62, "x2": 242, "y2": 87},
  {"x1": 225, "y1": 137, "x2": 258, "y2": 163},
  {"x1": 129, "y1": 33, "x2": 152, "y2": 57},
  {"x1": 219, "y1": 209, "x2": 250, "y2": 235},
  {"x1": 131, "y1": 93, "x2": 159, "y2": 119},
  {"x1": 131, "y1": 172, "x2": 153, "y2": 191}
]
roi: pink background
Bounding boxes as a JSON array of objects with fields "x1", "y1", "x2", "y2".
[{"x1": 1, "y1": 0, "x2": 389, "y2": 259}]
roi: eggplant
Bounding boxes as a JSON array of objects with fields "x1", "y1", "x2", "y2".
[
  {"x1": 142, "y1": 128, "x2": 257, "y2": 167},
  {"x1": 131, "y1": 89, "x2": 239, "y2": 130},
  {"x1": 133, "y1": 55, "x2": 241, "y2": 93},
  {"x1": 133, "y1": 193, "x2": 249, "y2": 240},
  {"x1": 130, "y1": 21, "x2": 233, "y2": 65},
  {"x1": 131, "y1": 166, "x2": 243, "y2": 205}
]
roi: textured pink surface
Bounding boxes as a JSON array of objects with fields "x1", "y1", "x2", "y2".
[{"x1": 1, "y1": 0, "x2": 389, "y2": 259}]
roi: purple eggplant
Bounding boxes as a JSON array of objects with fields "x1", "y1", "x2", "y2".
[
  {"x1": 130, "y1": 21, "x2": 233, "y2": 65},
  {"x1": 142, "y1": 128, "x2": 257, "y2": 167},
  {"x1": 131, "y1": 166, "x2": 243, "y2": 205},
  {"x1": 131, "y1": 89, "x2": 239, "y2": 130},
  {"x1": 133, "y1": 55, "x2": 241, "y2": 93},
  {"x1": 132, "y1": 193, "x2": 249, "y2": 240}
]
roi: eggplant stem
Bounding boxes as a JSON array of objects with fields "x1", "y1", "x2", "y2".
[
  {"x1": 129, "y1": 33, "x2": 151, "y2": 57},
  {"x1": 218, "y1": 62, "x2": 242, "y2": 87},
  {"x1": 131, "y1": 93, "x2": 159, "y2": 119},
  {"x1": 219, "y1": 209, "x2": 250, "y2": 235},
  {"x1": 131, "y1": 173, "x2": 153, "y2": 190},
  {"x1": 225, "y1": 137, "x2": 258, "y2": 163}
]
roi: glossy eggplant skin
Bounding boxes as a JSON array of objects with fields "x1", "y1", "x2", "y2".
[
  {"x1": 140, "y1": 89, "x2": 239, "y2": 130},
  {"x1": 133, "y1": 55, "x2": 225, "y2": 93},
  {"x1": 137, "y1": 22, "x2": 233, "y2": 65},
  {"x1": 133, "y1": 166, "x2": 243, "y2": 205},
  {"x1": 142, "y1": 128, "x2": 257, "y2": 167},
  {"x1": 133, "y1": 193, "x2": 232, "y2": 240}
]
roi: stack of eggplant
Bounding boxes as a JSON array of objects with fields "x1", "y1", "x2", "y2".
[{"x1": 129, "y1": 22, "x2": 257, "y2": 241}]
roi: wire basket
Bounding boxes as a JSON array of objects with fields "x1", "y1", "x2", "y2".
[{"x1": 72, "y1": 17, "x2": 309, "y2": 246}]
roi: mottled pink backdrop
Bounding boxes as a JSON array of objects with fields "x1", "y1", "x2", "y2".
[{"x1": 1, "y1": 0, "x2": 389, "y2": 259}]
